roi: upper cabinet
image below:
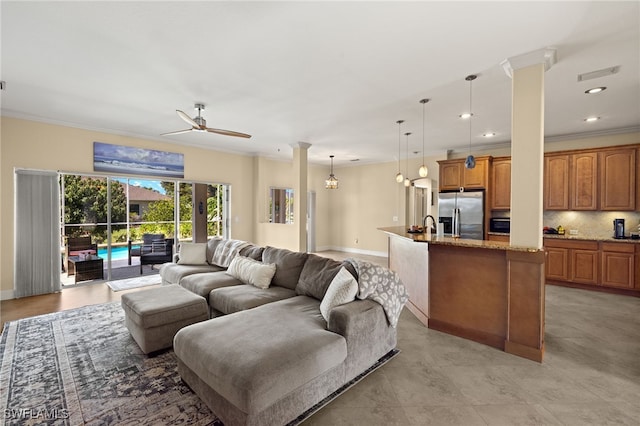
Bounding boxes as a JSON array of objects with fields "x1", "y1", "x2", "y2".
[
  {"x1": 571, "y1": 152, "x2": 598, "y2": 210},
  {"x1": 599, "y1": 148, "x2": 636, "y2": 211},
  {"x1": 491, "y1": 157, "x2": 511, "y2": 210},
  {"x1": 544, "y1": 154, "x2": 570, "y2": 210},
  {"x1": 438, "y1": 157, "x2": 490, "y2": 191},
  {"x1": 543, "y1": 146, "x2": 637, "y2": 211}
]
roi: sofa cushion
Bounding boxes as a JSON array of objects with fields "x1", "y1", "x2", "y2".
[
  {"x1": 239, "y1": 244, "x2": 264, "y2": 261},
  {"x1": 209, "y1": 284, "x2": 296, "y2": 315},
  {"x1": 177, "y1": 242, "x2": 208, "y2": 265},
  {"x1": 296, "y1": 254, "x2": 357, "y2": 300},
  {"x1": 320, "y1": 266, "x2": 358, "y2": 321},
  {"x1": 262, "y1": 246, "x2": 308, "y2": 290},
  {"x1": 159, "y1": 262, "x2": 225, "y2": 286},
  {"x1": 227, "y1": 256, "x2": 276, "y2": 289},
  {"x1": 179, "y1": 271, "x2": 244, "y2": 298},
  {"x1": 174, "y1": 296, "x2": 347, "y2": 414}
]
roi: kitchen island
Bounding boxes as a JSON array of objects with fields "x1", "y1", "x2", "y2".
[{"x1": 379, "y1": 226, "x2": 545, "y2": 362}]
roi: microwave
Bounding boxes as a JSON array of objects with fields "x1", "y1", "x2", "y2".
[{"x1": 490, "y1": 218, "x2": 510, "y2": 234}]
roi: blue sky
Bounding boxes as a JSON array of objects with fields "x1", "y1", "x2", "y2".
[{"x1": 114, "y1": 178, "x2": 166, "y2": 194}]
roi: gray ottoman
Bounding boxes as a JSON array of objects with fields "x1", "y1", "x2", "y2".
[{"x1": 121, "y1": 284, "x2": 209, "y2": 354}]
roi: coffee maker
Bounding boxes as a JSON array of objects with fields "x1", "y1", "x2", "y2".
[{"x1": 613, "y1": 218, "x2": 625, "y2": 239}]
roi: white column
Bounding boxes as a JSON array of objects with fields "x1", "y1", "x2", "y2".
[
  {"x1": 502, "y1": 48, "x2": 556, "y2": 249},
  {"x1": 291, "y1": 142, "x2": 311, "y2": 252}
]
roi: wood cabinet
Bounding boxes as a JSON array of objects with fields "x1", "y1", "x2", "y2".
[
  {"x1": 601, "y1": 243, "x2": 635, "y2": 289},
  {"x1": 544, "y1": 238, "x2": 637, "y2": 291},
  {"x1": 599, "y1": 148, "x2": 636, "y2": 210},
  {"x1": 438, "y1": 157, "x2": 490, "y2": 191},
  {"x1": 544, "y1": 154, "x2": 570, "y2": 210},
  {"x1": 544, "y1": 239, "x2": 599, "y2": 285},
  {"x1": 571, "y1": 152, "x2": 598, "y2": 210},
  {"x1": 491, "y1": 157, "x2": 511, "y2": 210},
  {"x1": 487, "y1": 234, "x2": 510, "y2": 243},
  {"x1": 543, "y1": 146, "x2": 637, "y2": 211}
]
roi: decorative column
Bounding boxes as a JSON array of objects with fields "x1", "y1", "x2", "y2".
[
  {"x1": 501, "y1": 48, "x2": 556, "y2": 249},
  {"x1": 291, "y1": 142, "x2": 311, "y2": 252}
]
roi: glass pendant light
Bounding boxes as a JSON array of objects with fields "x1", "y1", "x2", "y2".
[
  {"x1": 464, "y1": 75, "x2": 477, "y2": 169},
  {"x1": 404, "y1": 132, "x2": 411, "y2": 187},
  {"x1": 418, "y1": 98, "x2": 430, "y2": 177},
  {"x1": 395, "y1": 120, "x2": 404, "y2": 183},
  {"x1": 325, "y1": 155, "x2": 338, "y2": 189}
]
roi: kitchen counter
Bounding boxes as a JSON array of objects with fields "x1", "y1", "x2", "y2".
[
  {"x1": 543, "y1": 234, "x2": 640, "y2": 244},
  {"x1": 380, "y1": 226, "x2": 546, "y2": 362},
  {"x1": 379, "y1": 226, "x2": 541, "y2": 252}
]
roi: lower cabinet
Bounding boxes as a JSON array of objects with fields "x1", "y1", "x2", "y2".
[
  {"x1": 544, "y1": 238, "x2": 637, "y2": 291},
  {"x1": 601, "y1": 243, "x2": 635, "y2": 289}
]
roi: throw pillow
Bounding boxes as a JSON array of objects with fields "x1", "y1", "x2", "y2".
[
  {"x1": 320, "y1": 266, "x2": 358, "y2": 322},
  {"x1": 177, "y1": 243, "x2": 208, "y2": 265},
  {"x1": 227, "y1": 256, "x2": 276, "y2": 289}
]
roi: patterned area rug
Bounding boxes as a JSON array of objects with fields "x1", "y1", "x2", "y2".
[
  {"x1": 0, "y1": 302, "x2": 398, "y2": 425},
  {"x1": 106, "y1": 275, "x2": 162, "y2": 292}
]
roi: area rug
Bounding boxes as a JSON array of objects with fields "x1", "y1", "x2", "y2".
[
  {"x1": 0, "y1": 302, "x2": 398, "y2": 425},
  {"x1": 106, "y1": 274, "x2": 162, "y2": 292}
]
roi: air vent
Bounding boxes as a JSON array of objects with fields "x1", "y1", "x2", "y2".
[{"x1": 577, "y1": 66, "x2": 620, "y2": 82}]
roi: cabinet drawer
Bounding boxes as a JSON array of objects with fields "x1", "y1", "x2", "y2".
[
  {"x1": 601, "y1": 242, "x2": 635, "y2": 253},
  {"x1": 544, "y1": 239, "x2": 598, "y2": 250}
]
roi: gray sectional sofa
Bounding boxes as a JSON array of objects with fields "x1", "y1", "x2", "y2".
[{"x1": 160, "y1": 238, "x2": 407, "y2": 426}]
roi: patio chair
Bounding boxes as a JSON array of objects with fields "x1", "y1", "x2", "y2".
[
  {"x1": 128, "y1": 233, "x2": 165, "y2": 265},
  {"x1": 139, "y1": 238, "x2": 174, "y2": 274},
  {"x1": 65, "y1": 236, "x2": 98, "y2": 275}
]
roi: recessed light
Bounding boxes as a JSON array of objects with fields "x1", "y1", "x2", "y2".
[
  {"x1": 584, "y1": 117, "x2": 600, "y2": 122},
  {"x1": 483, "y1": 132, "x2": 495, "y2": 137},
  {"x1": 585, "y1": 87, "x2": 606, "y2": 94},
  {"x1": 459, "y1": 113, "x2": 473, "y2": 119}
]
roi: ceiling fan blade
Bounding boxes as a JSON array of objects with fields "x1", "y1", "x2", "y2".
[
  {"x1": 160, "y1": 128, "x2": 194, "y2": 136},
  {"x1": 176, "y1": 110, "x2": 200, "y2": 128},
  {"x1": 206, "y1": 127, "x2": 252, "y2": 138}
]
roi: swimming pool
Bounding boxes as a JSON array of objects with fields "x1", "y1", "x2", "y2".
[{"x1": 97, "y1": 245, "x2": 130, "y2": 260}]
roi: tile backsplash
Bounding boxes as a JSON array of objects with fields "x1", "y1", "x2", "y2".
[{"x1": 543, "y1": 211, "x2": 640, "y2": 239}]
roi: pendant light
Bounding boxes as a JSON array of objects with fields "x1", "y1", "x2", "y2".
[
  {"x1": 404, "y1": 132, "x2": 411, "y2": 187},
  {"x1": 325, "y1": 155, "x2": 338, "y2": 189},
  {"x1": 395, "y1": 120, "x2": 404, "y2": 183},
  {"x1": 418, "y1": 98, "x2": 430, "y2": 177},
  {"x1": 464, "y1": 74, "x2": 477, "y2": 169}
]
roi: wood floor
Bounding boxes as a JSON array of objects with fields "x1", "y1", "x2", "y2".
[{"x1": 0, "y1": 250, "x2": 387, "y2": 329}]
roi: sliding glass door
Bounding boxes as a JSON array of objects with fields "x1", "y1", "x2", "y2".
[{"x1": 60, "y1": 173, "x2": 229, "y2": 285}]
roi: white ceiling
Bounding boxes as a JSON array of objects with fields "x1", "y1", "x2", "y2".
[{"x1": 2, "y1": 1, "x2": 639, "y2": 167}]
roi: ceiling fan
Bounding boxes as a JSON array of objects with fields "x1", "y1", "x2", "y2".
[{"x1": 161, "y1": 103, "x2": 251, "y2": 138}]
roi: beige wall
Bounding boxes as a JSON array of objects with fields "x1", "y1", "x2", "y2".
[{"x1": 0, "y1": 117, "x2": 256, "y2": 297}]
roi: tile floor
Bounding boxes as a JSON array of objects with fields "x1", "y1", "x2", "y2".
[{"x1": 306, "y1": 255, "x2": 640, "y2": 425}]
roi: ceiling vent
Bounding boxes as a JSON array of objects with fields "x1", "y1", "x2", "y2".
[{"x1": 577, "y1": 66, "x2": 620, "y2": 82}]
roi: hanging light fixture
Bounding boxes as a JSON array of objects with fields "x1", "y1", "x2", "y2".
[
  {"x1": 418, "y1": 98, "x2": 430, "y2": 177},
  {"x1": 464, "y1": 74, "x2": 477, "y2": 169},
  {"x1": 404, "y1": 132, "x2": 411, "y2": 187},
  {"x1": 395, "y1": 120, "x2": 404, "y2": 183},
  {"x1": 325, "y1": 155, "x2": 338, "y2": 189}
]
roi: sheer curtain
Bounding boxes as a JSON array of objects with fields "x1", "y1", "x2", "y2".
[{"x1": 14, "y1": 169, "x2": 61, "y2": 297}]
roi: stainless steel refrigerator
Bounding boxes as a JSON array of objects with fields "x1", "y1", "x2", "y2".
[{"x1": 438, "y1": 190, "x2": 484, "y2": 240}]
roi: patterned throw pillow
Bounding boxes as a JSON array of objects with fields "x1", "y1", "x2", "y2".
[{"x1": 319, "y1": 266, "x2": 358, "y2": 322}]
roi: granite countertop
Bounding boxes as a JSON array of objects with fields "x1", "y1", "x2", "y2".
[
  {"x1": 543, "y1": 234, "x2": 640, "y2": 244},
  {"x1": 378, "y1": 226, "x2": 541, "y2": 253}
]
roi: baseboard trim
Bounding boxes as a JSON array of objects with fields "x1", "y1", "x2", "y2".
[{"x1": 1, "y1": 289, "x2": 15, "y2": 300}]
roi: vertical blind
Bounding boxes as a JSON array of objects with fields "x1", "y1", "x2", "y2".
[{"x1": 14, "y1": 169, "x2": 61, "y2": 297}]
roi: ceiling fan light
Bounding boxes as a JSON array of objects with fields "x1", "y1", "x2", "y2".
[{"x1": 418, "y1": 165, "x2": 428, "y2": 177}]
